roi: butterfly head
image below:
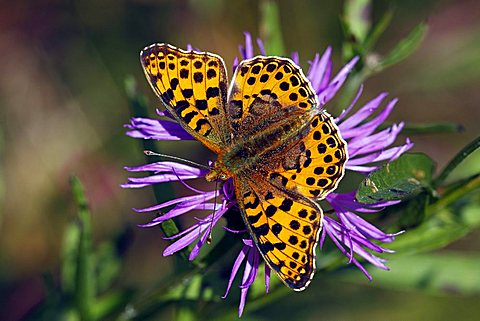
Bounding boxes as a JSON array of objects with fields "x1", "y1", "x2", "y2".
[{"x1": 205, "y1": 161, "x2": 230, "y2": 182}]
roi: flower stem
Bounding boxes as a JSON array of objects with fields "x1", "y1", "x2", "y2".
[
  {"x1": 433, "y1": 135, "x2": 480, "y2": 187},
  {"x1": 70, "y1": 176, "x2": 95, "y2": 321},
  {"x1": 381, "y1": 121, "x2": 464, "y2": 135},
  {"x1": 428, "y1": 175, "x2": 480, "y2": 215}
]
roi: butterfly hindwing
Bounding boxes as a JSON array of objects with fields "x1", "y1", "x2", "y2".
[
  {"x1": 264, "y1": 112, "x2": 348, "y2": 200},
  {"x1": 140, "y1": 44, "x2": 229, "y2": 153},
  {"x1": 234, "y1": 176, "x2": 323, "y2": 290}
]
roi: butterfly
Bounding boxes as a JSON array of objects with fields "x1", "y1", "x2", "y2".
[{"x1": 140, "y1": 43, "x2": 348, "y2": 291}]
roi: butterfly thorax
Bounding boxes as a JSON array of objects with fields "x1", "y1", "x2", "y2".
[{"x1": 206, "y1": 112, "x2": 310, "y2": 182}]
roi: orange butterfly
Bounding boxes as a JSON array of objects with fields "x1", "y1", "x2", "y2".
[{"x1": 140, "y1": 44, "x2": 348, "y2": 290}]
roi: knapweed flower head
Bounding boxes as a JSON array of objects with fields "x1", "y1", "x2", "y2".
[{"x1": 123, "y1": 33, "x2": 412, "y2": 316}]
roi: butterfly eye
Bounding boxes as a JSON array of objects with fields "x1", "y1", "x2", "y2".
[{"x1": 220, "y1": 173, "x2": 228, "y2": 180}]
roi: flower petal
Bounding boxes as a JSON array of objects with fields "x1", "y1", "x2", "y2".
[
  {"x1": 318, "y1": 56, "x2": 359, "y2": 106},
  {"x1": 125, "y1": 117, "x2": 193, "y2": 141},
  {"x1": 338, "y1": 93, "x2": 388, "y2": 133},
  {"x1": 223, "y1": 243, "x2": 249, "y2": 299}
]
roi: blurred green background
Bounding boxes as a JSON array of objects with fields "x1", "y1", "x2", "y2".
[{"x1": 1, "y1": 0, "x2": 479, "y2": 320}]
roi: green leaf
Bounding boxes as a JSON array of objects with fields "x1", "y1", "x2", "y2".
[
  {"x1": 363, "y1": 9, "x2": 393, "y2": 50},
  {"x1": 343, "y1": 251, "x2": 480, "y2": 295},
  {"x1": 398, "y1": 122, "x2": 464, "y2": 135},
  {"x1": 260, "y1": 0, "x2": 285, "y2": 56},
  {"x1": 344, "y1": 0, "x2": 372, "y2": 43},
  {"x1": 61, "y1": 221, "x2": 81, "y2": 295},
  {"x1": 356, "y1": 153, "x2": 436, "y2": 204},
  {"x1": 379, "y1": 22, "x2": 428, "y2": 69},
  {"x1": 391, "y1": 203, "x2": 480, "y2": 254},
  {"x1": 92, "y1": 291, "x2": 134, "y2": 321},
  {"x1": 340, "y1": 16, "x2": 365, "y2": 63},
  {"x1": 397, "y1": 192, "x2": 429, "y2": 228},
  {"x1": 70, "y1": 175, "x2": 95, "y2": 321},
  {"x1": 96, "y1": 242, "x2": 121, "y2": 293}
]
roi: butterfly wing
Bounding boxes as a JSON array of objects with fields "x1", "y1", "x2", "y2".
[
  {"x1": 140, "y1": 43, "x2": 230, "y2": 153},
  {"x1": 227, "y1": 56, "x2": 348, "y2": 199},
  {"x1": 264, "y1": 112, "x2": 348, "y2": 200},
  {"x1": 226, "y1": 56, "x2": 318, "y2": 141},
  {"x1": 234, "y1": 175, "x2": 322, "y2": 290},
  {"x1": 230, "y1": 57, "x2": 348, "y2": 290},
  {"x1": 233, "y1": 114, "x2": 346, "y2": 290}
]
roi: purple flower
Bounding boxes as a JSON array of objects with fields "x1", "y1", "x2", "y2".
[
  {"x1": 222, "y1": 239, "x2": 271, "y2": 317},
  {"x1": 123, "y1": 33, "x2": 412, "y2": 316}
]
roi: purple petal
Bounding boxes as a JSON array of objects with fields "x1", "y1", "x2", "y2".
[
  {"x1": 122, "y1": 161, "x2": 208, "y2": 188},
  {"x1": 326, "y1": 192, "x2": 401, "y2": 212},
  {"x1": 338, "y1": 93, "x2": 388, "y2": 133},
  {"x1": 347, "y1": 141, "x2": 413, "y2": 166},
  {"x1": 308, "y1": 47, "x2": 332, "y2": 92},
  {"x1": 232, "y1": 56, "x2": 239, "y2": 72},
  {"x1": 323, "y1": 218, "x2": 373, "y2": 280},
  {"x1": 317, "y1": 56, "x2": 359, "y2": 106},
  {"x1": 323, "y1": 190, "x2": 403, "y2": 278},
  {"x1": 134, "y1": 191, "x2": 217, "y2": 213},
  {"x1": 257, "y1": 38, "x2": 266, "y2": 55},
  {"x1": 189, "y1": 226, "x2": 212, "y2": 260},
  {"x1": 242, "y1": 32, "x2": 254, "y2": 59},
  {"x1": 222, "y1": 178, "x2": 236, "y2": 200},
  {"x1": 347, "y1": 122, "x2": 405, "y2": 155},
  {"x1": 291, "y1": 51, "x2": 299, "y2": 65},
  {"x1": 124, "y1": 161, "x2": 204, "y2": 174},
  {"x1": 336, "y1": 85, "x2": 364, "y2": 123},
  {"x1": 318, "y1": 61, "x2": 332, "y2": 93},
  {"x1": 265, "y1": 265, "x2": 271, "y2": 293},
  {"x1": 138, "y1": 204, "x2": 199, "y2": 227},
  {"x1": 343, "y1": 98, "x2": 398, "y2": 139},
  {"x1": 238, "y1": 247, "x2": 259, "y2": 317},
  {"x1": 162, "y1": 205, "x2": 229, "y2": 258},
  {"x1": 189, "y1": 206, "x2": 229, "y2": 260},
  {"x1": 223, "y1": 244, "x2": 249, "y2": 299},
  {"x1": 241, "y1": 246, "x2": 259, "y2": 288},
  {"x1": 138, "y1": 199, "x2": 223, "y2": 228},
  {"x1": 223, "y1": 226, "x2": 248, "y2": 233},
  {"x1": 125, "y1": 117, "x2": 193, "y2": 141},
  {"x1": 163, "y1": 223, "x2": 206, "y2": 256},
  {"x1": 346, "y1": 140, "x2": 413, "y2": 173}
]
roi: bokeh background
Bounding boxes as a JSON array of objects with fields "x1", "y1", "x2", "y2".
[{"x1": 1, "y1": 0, "x2": 479, "y2": 320}]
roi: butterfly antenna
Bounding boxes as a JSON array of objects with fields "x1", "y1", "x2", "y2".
[
  {"x1": 206, "y1": 180, "x2": 219, "y2": 245},
  {"x1": 144, "y1": 150, "x2": 211, "y2": 170}
]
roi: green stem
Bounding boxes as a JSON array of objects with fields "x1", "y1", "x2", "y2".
[
  {"x1": 380, "y1": 122, "x2": 464, "y2": 135},
  {"x1": 428, "y1": 175, "x2": 480, "y2": 215},
  {"x1": 116, "y1": 267, "x2": 203, "y2": 320},
  {"x1": 116, "y1": 233, "x2": 238, "y2": 320},
  {"x1": 260, "y1": 0, "x2": 286, "y2": 56},
  {"x1": 433, "y1": 135, "x2": 480, "y2": 187},
  {"x1": 70, "y1": 176, "x2": 95, "y2": 321}
]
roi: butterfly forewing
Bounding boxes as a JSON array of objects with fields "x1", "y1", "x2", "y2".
[
  {"x1": 140, "y1": 44, "x2": 230, "y2": 153},
  {"x1": 227, "y1": 57, "x2": 318, "y2": 139}
]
